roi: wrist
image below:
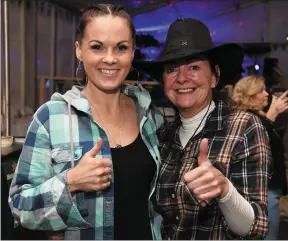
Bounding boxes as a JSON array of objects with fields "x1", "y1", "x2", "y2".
[
  {"x1": 266, "y1": 110, "x2": 277, "y2": 122},
  {"x1": 220, "y1": 177, "x2": 230, "y2": 199},
  {"x1": 67, "y1": 169, "x2": 78, "y2": 192}
]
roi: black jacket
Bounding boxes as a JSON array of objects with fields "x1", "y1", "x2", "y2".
[{"x1": 248, "y1": 109, "x2": 287, "y2": 195}]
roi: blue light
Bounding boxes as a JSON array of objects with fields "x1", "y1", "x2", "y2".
[{"x1": 45, "y1": 80, "x2": 50, "y2": 88}]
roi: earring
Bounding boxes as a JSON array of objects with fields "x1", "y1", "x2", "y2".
[
  {"x1": 130, "y1": 66, "x2": 140, "y2": 87},
  {"x1": 76, "y1": 61, "x2": 84, "y2": 86}
]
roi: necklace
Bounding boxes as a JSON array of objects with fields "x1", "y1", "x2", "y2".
[
  {"x1": 189, "y1": 100, "x2": 213, "y2": 140},
  {"x1": 85, "y1": 93, "x2": 125, "y2": 148}
]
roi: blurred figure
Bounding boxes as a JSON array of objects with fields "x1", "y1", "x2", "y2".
[{"x1": 232, "y1": 75, "x2": 288, "y2": 240}]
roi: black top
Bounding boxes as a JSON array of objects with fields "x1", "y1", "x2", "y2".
[
  {"x1": 111, "y1": 133, "x2": 156, "y2": 240},
  {"x1": 248, "y1": 109, "x2": 287, "y2": 195}
]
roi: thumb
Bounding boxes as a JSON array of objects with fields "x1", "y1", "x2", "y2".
[
  {"x1": 198, "y1": 138, "x2": 209, "y2": 166},
  {"x1": 86, "y1": 137, "x2": 103, "y2": 158}
]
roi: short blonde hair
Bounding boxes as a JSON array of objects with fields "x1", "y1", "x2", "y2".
[{"x1": 232, "y1": 75, "x2": 265, "y2": 110}]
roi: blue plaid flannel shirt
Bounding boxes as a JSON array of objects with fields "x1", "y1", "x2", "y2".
[{"x1": 9, "y1": 85, "x2": 164, "y2": 240}]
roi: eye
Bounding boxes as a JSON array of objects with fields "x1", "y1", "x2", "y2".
[
  {"x1": 117, "y1": 44, "x2": 128, "y2": 52},
  {"x1": 188, "y1": 65, "x2": 200, "y2": 71},
  {"x1": 164, "y1": 68, "x2": 178, "y2": 75},
  {"x1": 91, "y1": 44, "x2": 103, "y2": 51}
]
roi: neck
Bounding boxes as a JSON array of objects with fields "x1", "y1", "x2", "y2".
[
  {"x1": 179, "y1": 97, "x2": 212, "y2": 118},
  {"x1": 83, "y1": 82, "x2": 122, "y2": 114}
]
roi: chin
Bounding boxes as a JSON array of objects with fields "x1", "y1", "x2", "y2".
[
  {"x1": 175, "y1": 100, "x2": 195, "y2": 110},
  {"x1": 101, "y1": 84, "x2": 122, "y2": 93}
]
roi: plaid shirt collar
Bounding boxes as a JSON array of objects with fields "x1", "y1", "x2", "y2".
[{"x1": 172, "y1": 100, "x2": 231, "y2": 135}]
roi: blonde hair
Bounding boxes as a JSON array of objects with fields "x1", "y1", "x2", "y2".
[{"x1": 232, "y1": 75, "x2": 265, "y2": 110}]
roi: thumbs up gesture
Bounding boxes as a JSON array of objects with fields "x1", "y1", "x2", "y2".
[
  {"x1": 67, "y1": 138, "x2": 113, "y2": 192},
  {"x1": 184, "y1": 138, "x2": 229, "y2": 201}
]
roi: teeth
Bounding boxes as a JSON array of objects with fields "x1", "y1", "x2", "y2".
[
  {"x1": 178, "y1": 88, "x2": 195, "y2": 93},
  {"x1": 101, "y1": 69, "x2": 118, "y2": 76}
]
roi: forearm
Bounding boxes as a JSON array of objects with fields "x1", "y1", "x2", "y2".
[
  {"x1": 9, "y1": 170, "x2": 86, "y2": 230},
  {"x1": 217, "y1": 179, "x2": 254, "y2": 236}
]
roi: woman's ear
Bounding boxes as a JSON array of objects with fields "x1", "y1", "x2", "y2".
[{"x1": 75, "y1": 41, "x2": 82, "y2": 61}]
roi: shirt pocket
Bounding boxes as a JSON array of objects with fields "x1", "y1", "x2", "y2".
[
  {"x1": 51, "y1": 146, "x2": 89, "y2": 219},
  {"x1": 51, "y1": 147, "x2": 83, "y2": 174}
]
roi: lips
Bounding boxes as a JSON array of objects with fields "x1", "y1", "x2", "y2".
[
  {"x1": 177, "y1": 88, "x2": 195, "y2": 93},
  {"x1": 100, "y1": 69, "x2": 119, "y2": 76}
]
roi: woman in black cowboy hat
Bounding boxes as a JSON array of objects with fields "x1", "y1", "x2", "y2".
[{"x1": 135, "y1": 18, "x2": 271, "y2": 240}]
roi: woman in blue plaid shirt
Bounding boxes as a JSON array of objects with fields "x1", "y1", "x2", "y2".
[{"x1": 9, "y1": 4, "x2": 163, "y2": 240}]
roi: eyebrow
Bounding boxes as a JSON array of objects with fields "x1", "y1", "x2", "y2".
[{"x1": 89, "y1": 40, "x2": 130, "y2": 45}]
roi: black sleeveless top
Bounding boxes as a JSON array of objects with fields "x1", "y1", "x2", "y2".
[{"x1": 111, "y1": 133, "x2": 156, "y2": 240}]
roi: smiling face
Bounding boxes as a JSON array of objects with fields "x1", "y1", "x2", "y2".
[
  {"x1": 163, "y1": 58, "x2": 218, "y2": 118},
  {"x1": 76, "y1": 15, "x2": 134, "y2": 93}
]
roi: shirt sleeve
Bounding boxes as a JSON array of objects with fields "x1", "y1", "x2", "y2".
[
  {"x1": 222, "y1": 114, "x2": 271, "y2": 240},
  {"x1": 8, "y1": 105, "x2": 91, "y2": 231}
]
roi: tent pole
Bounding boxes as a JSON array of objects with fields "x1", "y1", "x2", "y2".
[{"x1": 3, "y1": 0, "x2": 10, "y2": 136}]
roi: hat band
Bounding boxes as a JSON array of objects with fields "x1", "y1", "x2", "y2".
[{"x1": 160, "y1": 47, "x2": 209, "y2": 62}]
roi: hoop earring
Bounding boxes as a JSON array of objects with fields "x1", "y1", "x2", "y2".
[
  {"x1": 76, "y1": 61, "x2": 84, "y2": 86},
  {"x1": 130, "y1": 66, "x2": 140, "y2": 87}
]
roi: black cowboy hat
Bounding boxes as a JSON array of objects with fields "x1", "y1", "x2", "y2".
[{"x1": 134, "y1": 18, "x2": 244, "y2": 86}]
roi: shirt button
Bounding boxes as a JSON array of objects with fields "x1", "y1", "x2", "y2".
[
  {"x1": 74, "y1": 153, "x2": 79, "y2": 160},
  {"x1": 171, "y1": 194, "x2": 175, "y2": 198},
  {"x1": 176, "y1": 216, "x2": 179, "y2": 220}
]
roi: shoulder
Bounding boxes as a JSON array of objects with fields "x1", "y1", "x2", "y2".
[
  {"x1": 157, "y1": 118, "x2": 179, "y2": 142},
  {"x1": 32, "y1": 100, "x2": 68, "y2": 125},
  {"x1": 148, "y1": 105, "x2": 164, "y2": 129},
  {"x1": 125, "y1": 86, "x2": 165, "y2": 129},
  {"x1": 227, "y1": 109, "x2": 267, "y2": 134}
]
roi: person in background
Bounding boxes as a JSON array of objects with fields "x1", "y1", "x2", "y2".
[
  {"x1": 232, "y1": 75, "x2": 288, "y2": 240},
  {"x1": 9, "y1": 4, "x2": 163, "y2": 240},
  {"x1": 136, "y1": 18, "x2": 271, "y2": 239}
]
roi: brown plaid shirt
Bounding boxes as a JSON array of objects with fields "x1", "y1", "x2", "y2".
[{"x1": 154, "y1": 101, "x2": 271, "y2": 240}]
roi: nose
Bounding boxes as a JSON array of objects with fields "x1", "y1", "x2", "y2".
[
  {"x1": 102, "y1": 50, "x2": 117, "y2": 65},
  {"x1": 264, "y1": 90, "x2": 269, "y2": 96},
  {"x1": 176, "y1": 66, "x2": 187, "y2": 84}
]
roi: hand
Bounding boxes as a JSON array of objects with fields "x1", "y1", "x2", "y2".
[
  {"x1": 266, "y1": 91, "x2": 288, "y2": 121},
  {"x1": 67, "y1": 138, "x2": 113, "y2": 192},
  {"x1": 184, "y1": 138, "x2": 229, "y2": 201}
]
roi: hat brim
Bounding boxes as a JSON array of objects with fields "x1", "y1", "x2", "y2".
[{"x1": 133, "y1": 43, "x2": 244, "y2": 86}]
